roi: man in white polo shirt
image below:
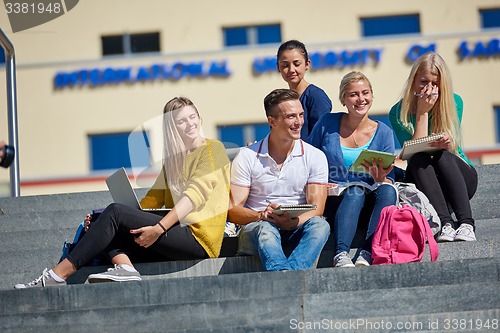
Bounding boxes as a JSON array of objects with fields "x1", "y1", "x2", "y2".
[{"x1": 228, "y1": 89, "x2": 330, "y2": 271}]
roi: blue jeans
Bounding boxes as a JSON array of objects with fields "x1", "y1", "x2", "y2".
[
  {"x1": 333, "y1": 184, "x2": 397, "y2": 255},
  {"x1": 238, "y1": 216, "x2": 330, "y2": 271}
]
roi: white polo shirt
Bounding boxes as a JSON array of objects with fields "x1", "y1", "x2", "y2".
[{"x1": 231, "y1": 135, "x2": 328, "y2": 212}]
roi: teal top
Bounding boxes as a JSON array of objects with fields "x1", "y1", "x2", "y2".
[
  {"x1": 340, "y1": 132, "x2": 374, "y2": 169},
  {"x1": 389, "y1": 93, "x2": 473, "y2": 167}
]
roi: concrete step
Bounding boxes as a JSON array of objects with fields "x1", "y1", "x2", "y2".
[
  {"x1": 0, "y1": 190, "x2": 113, "y2": 214},
  {"x1": 0, "y1": 257, "x2": 498, "y2": 333},
  {"x1": 2, "y1": 235, "x2": 498, "y2": 291},
  {"x1": 0, "y1": 163, "x2": 498, "y2": 333},
  {"x1": 0, "y1": 217, "x2": 498, "y2": 290},
  {"x1": 0, "y1": 210, "x2": 90, "y2": 232}
]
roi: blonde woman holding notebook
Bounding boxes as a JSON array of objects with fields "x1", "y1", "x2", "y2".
[
  {"x1": 308, "y1": 71, "x2": 397, "y2": 268},
  {"x1": 15, "y1": 97, "x2": 230, "y2": 288},
  {"x1": 389, "y1": 52, "x2": 478, "y2": 242}
]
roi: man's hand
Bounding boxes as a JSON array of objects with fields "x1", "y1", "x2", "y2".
[
  {"x1": 260, "y1": 203, "x2": 299, "y2": 230},
  {"x1": 269, "y1": 211, "x2": 300, "y2": 230}
]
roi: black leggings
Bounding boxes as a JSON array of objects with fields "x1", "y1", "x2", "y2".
[
  {"x1": 405, "y1": 151, "x2": 477, "y2": 228},
  {"x1": 67, "y1": 203, "x2": 207, "y2": 269}
]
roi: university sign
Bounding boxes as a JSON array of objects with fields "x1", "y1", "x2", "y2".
[
  {"x1": 253, "y1": 48, "x2": 384, "y2": 74},
  {"x1": 458, "y1": 37, "x2": 500, "y2": 59},
  {"x1": 53, "y1": 37, "x2": 499, "y2": 89},
  {"x1": 54, "y1": 60, "x2": 231, "y2": 89}
]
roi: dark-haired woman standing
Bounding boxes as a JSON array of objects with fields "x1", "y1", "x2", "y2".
[{"x1": 277, "y1": 39, "x2": 332, "y2": 138}]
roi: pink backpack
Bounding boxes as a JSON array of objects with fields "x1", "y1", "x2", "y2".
[{"x1": 372, "y1": 204, "x2": 439, "y2": 264}]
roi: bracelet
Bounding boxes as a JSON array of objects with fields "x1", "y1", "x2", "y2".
[{"x1": 157, "y1": 221, "x2": 167, "y2": 233}]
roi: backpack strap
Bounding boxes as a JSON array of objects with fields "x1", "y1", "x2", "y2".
[
  {"x1": 426, "y1": 226, "x2": 439, "y2": 262},
  {"x1": 407, "y1": 204, "x2": 439, "y2": 262}
]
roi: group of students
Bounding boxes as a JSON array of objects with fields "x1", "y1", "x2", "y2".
[{"x1": 15, "y1": 40, "x2": 477, "y2": 288}]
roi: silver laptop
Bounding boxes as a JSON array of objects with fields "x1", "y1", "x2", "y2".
[{"x1": 106, "y1": 167, "x2": 171, "y2": 214}]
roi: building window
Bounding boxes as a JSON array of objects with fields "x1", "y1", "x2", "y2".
[
  {"x1": 102, "y1": 35, "x2": 124, "y2": 56},
  {"x1": 0, "y1": 48, "x2": 5, "y2": 65},
  {"x1": 89, "y1": 131, "x2": 150, "y2": 171},
  {"x1": 370, "y1": 114, "x2": 402, "y2": 149},
  {"x1": 480, "y1": 8, "x2": 500, "y2": 28},
  {"x1": 218, "y1": 123, "x2": 270, "y2": 147},
  {"x1": 494, "y1": 106, "x2": 500, "y2": 143},
  {"x1": 101, "y1": 32, "x2": 160, "y2": 56},
  {"x1": 361, "y1": 14, "x2": 420, "y2": 37},
  {"x1": 223, "y1": 24, "x2": 281, "y2": 47}
]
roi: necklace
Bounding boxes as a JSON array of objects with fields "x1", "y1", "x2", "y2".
[{"x1": 351, "y1": 132, "x2": 359, "y2": 148}]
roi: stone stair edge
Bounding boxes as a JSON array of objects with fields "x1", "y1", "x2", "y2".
[
  {"x1": 2, "y1": 256, "x2": 499, "y2": 298},
  {"x1": 0, "y1": 236, "x2": 498, "y2": 280},
  {"x1": 0, "y1": 278, "x2": 498, "y2": 328}
]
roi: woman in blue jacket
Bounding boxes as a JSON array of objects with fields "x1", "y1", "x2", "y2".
[{"x1": 308, "y1": 71, "x2": 397, "y2": 268}]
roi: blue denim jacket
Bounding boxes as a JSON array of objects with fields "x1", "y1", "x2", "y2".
[{"x1": 307, "y1": 112, "x2": 396, "y2": 185}]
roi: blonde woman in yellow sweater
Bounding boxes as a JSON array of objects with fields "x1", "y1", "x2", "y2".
[{"x1": 15, "y1": 97, "x2": 230, "y2": 288}]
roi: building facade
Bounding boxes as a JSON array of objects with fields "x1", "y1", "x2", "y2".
[{"x1": 1, "y1": 0, "x2": 499, "y2": 195}]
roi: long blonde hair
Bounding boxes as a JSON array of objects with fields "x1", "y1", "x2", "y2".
[
  {"x1": 162, "y1": 96, "x2": 201, "y2": 196},
  {"x1": 399, "y1": 52, "x2": 461, "y2": 152}
]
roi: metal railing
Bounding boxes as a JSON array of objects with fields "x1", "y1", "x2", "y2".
[{"x1": 0, "y1": 28, "x2": 20, "y2": 197}]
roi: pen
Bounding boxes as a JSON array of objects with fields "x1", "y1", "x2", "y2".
[
  {"x1": 266, "y1": 199, "x2": 280, "y2": 209},
  {"x1": 414, "y1": 93, "x2": 439, "y2": 97}
]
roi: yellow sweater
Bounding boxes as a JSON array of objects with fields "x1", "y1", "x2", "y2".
[{"x1": 140, "y1": 139, "x2": 230, "y2": 258}]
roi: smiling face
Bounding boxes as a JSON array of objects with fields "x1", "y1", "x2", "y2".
[
  {"x1": 341, "y1": 80, "x2": 373, "y2": 116},
  {"x1": 268, "y1": 99, "x2": 304, "y2": 141},
  {"x1": 173, "y1": 105, "x2": 201, "y2": 145},
  {"x1": 413, "y1": 68, "x2": 440, "y2": 94},
  {"x1": 277, "y1": 49, "x2": 310, "y2": 87}
]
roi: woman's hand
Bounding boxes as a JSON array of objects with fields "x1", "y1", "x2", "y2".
[
  {"x1": 416, "y1": 84, "x2": 439, "y2": 115},
  {"x1": 83, "y1": 214, "x2": 92, "y2": 232},
  {"x1": 362, "y1": 158, "x2": 394, "y2": 183},
  {"x1": 130, "y1": 225, "x2": 164, "y2": 248},
  {"x1": 430, "y1": 132, "x2": 453, "y2": 151}
]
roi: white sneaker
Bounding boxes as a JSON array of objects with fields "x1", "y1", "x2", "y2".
[
  {"x1": 355, "y1": 250, "x2": 372, "y2": 267},
  {"x1": 437, "y1": 223, "x2": 456, "y2": 242},
  {"x1": 333, "y1": 252, "x2": 355, "y2": 268},
  {"x1": 15, "y1": 268, "x2": 67, "y2": 289},
  {"x1": 455, "y1": 224, "x2": 476, "y2": 241}
]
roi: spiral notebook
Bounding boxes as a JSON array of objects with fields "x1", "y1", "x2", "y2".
[
  {"x1": 273, "y1": 204, "x2": 317, "y2": 218},
  {"x1": 399, "y1": 133, "x2": 445, "y2": 160}
]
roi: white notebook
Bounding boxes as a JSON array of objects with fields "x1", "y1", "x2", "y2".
[
  {"x1": 399, "y1": 133, "x2": 445, "y2": 160},
  {"x1": 106, "y1": 167, "x2": 170, "y2": 215}
]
